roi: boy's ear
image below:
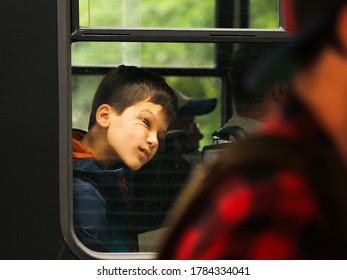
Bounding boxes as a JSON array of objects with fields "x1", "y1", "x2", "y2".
[{"x1": 96, "y1": 104, "x2": 113, "y2": 128}]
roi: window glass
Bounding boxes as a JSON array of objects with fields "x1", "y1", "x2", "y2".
[
  {"x1": 72, "y1": 75, "x2": 102, "y2": 129},
  {"x1": 249, "y1": 0, "x2": 279, "y2": 28},
  {"x1": 72, "y1": 42, "x2": 215, "y2": 68},
  {"x1": 79, "y1": 0, "x2": 215, "y2": 28},
  {"x1": 78, "y1": 0, "x2": 279, "y2": 29}
]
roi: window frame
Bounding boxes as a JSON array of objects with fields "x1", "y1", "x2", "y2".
[{"x1": 59, "y1": 0, "x2": 290, "y2": 259}]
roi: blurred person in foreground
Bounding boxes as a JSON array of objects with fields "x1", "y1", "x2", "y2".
[{"x1": 159, "y1": 0, "x2": 347, "y2": 259}]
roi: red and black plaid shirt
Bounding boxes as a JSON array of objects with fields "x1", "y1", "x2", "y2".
[{"x1": 166, "y1": 98, "x2": 341, "y2": 259}]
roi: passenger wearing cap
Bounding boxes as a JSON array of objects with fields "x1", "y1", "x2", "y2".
[
  {"x1": 168, "y1": 91, "x2": 217, "y2": 151},
  {"x1": 165, "y1": 91, "x2": 217, "y2": 169},
  {"x1": 159, "y1": 0, "x2": 347, "y2": 259}
]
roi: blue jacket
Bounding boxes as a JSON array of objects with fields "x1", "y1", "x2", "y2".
[{"x1": 73, "y1": 157, "x2": 137, "y2": 252}]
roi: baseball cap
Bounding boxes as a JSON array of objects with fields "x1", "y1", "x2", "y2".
[
  {"x1": 174, "y1": 90, "x2": 217, "y2": 117},
  {"x1": 246, "y1": 0, "x2": 346, "y2": 93}
]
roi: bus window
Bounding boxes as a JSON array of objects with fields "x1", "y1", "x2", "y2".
[{"x1": 64, "y1": 0, "x2": 288, "y2": 258}]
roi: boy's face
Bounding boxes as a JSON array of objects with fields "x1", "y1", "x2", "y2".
[{"x1": 107, "y1": 100, "x2": 168, "y2": 170}]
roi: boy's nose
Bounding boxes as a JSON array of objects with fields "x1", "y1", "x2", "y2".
[{"x1": 147, "y1": 132, "x2": 159, "y2": 148}]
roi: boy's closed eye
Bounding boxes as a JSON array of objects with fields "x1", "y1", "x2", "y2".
[
  {"x1": 139, "y1": 111, "x2": 152, "y2": 127},
  {"x1": 142, "y1": 117, "x2": 151, "y2": 128},
  {"x1": 139, "y1": 110, "x2": 167, "y2": 140}
]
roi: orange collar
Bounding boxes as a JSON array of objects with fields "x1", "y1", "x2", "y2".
[{"x1": 72, "y1": 130, "x2": 98, "y2": 160}]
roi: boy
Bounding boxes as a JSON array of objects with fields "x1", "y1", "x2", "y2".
[{"x1": 72, "y1": 65, "x2": 177, "y2": 252}]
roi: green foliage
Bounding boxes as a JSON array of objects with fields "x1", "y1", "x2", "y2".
[
  {"x1": 82, "y1": 0, "x2": 215, "y2": 28},
  {"x1": 140, "y1": 1, "x2": 215, "y2": 28},
  {"x1": 250, "y1": 0, "x2": 279, "y2": 28}
]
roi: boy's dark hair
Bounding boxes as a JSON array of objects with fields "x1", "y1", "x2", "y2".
[{"x1": 88, "y1": 65, "x2": 178, "y2": 130}]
